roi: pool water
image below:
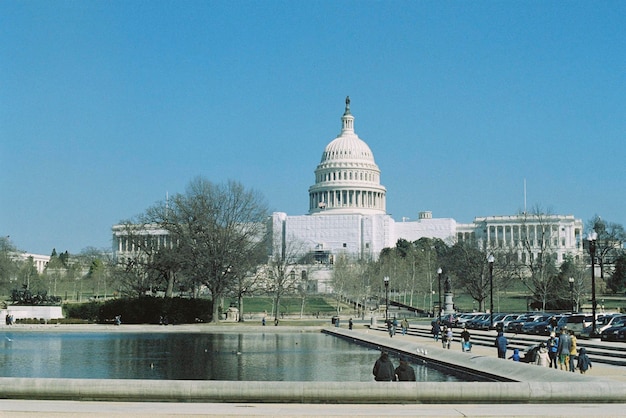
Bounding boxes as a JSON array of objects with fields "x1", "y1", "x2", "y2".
[{"x1": 0, "y1": 331, "x2": 473, "y2": 381}]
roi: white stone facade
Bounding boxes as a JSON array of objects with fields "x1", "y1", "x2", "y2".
[
  {"x1": 12, "y1": 252, "x2": 50, "y2": 274},
  {"x1": 456, "y1": 214, "x2": 584, "y2": 263}
]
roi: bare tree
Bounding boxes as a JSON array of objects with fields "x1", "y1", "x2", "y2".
[
  {"x1": 144, "y1": 177, "x2": 269, "y2": 323},
  {"x1": 265, "y1": 237, "x2": 308, "y2": 321},
  {"x1": 515, "y1": 208, "x2": 560, "y2": 311},
  {"x1": 444, "y1": 241, "x2": 490, "y2": 311},
  {"x1": 587, "y1": 215, "x2": 626, "y2": 280}
]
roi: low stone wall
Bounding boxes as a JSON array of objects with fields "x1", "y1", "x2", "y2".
[
  {"x1": 0, "y1": 378, "x2": 624, "y2": 403},
  {"x1": 3, "y1": 306, "x2": 64, "y2": 322}
]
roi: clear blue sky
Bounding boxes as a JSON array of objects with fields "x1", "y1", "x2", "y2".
[{"x1": 2, "y1": 1, "x2": 625, "y2": 256}]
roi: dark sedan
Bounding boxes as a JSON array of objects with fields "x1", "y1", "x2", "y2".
[
  {"x1": 506, "y1": 314, "x2": 537, "y2": 333},
  {"x1": 600, "y1": 317, "x2": 626, "y2": 341},
  {"x1": 531, "y1": 315, "x2": 565, "y2": 336}
]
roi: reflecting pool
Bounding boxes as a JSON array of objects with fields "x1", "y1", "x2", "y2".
[{"x1": 0, "y1": 331, "x2": 476, "y2": 381}]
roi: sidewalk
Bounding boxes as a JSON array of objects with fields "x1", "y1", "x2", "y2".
[{"x1": 366, "y1": 325, "x2": 626, "y2": 383}]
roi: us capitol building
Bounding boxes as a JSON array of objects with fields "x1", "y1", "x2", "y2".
[{"x1": 113, "y1": 98, "x2": 584, "y2": 293}]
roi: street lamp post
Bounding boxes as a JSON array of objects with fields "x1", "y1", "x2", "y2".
[
  {"x1": 437, "y1": 268, "x2": 442, "y2": 322},
  {"x1": 383, "y1": 276, "x2": 390, "y2": 321},
  {"x1": 568, "y1": 277, "x2": 575, "y2": 312},
  {"x1": 487, "y1": 254, "x2": 495, "y2": 329},
  {"x1": 588, "y1": 231, "x2": 598, "y2": 337}
]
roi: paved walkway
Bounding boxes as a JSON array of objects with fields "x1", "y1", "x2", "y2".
[{"x1": 359, "y1": 324, "x2": 626, "y2": 383}]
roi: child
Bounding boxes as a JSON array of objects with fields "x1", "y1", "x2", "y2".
[
  {"x1": 535, "y1": 343, "x2": 550, "y2": 367},
  {"x1": 577, "y1": 347, "x2": 592, "y2": 374},
  {"x1": 509, "y1": 348, "x2": 520, "y2": 362}
]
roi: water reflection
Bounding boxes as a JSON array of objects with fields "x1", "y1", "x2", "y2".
[{"x1": 0, "y1": 331, "x2": 472, "y2": 382}]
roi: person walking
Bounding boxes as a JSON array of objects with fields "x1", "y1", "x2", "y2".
[
  {"x1": 547, "y1": 332, "x2": 559, "y2": 369},
  {"x1": 577, "y1": 348, "x2": 592, "y2": 374},
  {"x1": 348, "y1": 318, "x2": 353, "y2": 330},
  {"x1": 495, "y1": 330, "x2": 508, "y2": 359},
  {"x1": 441, "y1": 326, "x2": 450, "y2": 349},
  {"x1": 401, "y1": 318, "x2": 409, "y2": 335},
  {"x1": 431, "y1": 320, "x2": 441, "y2": 342},
  {"x1": 394, "y1": 358, "x2": 416, "y2": 381},
  {"x1": 568, "y1": 330, "x2": 577, "y2": 372},
  {"x1": 535, "y1": 343, "x2": 550, "y2": 367},
  {"x1": 444, "y1": 326, "x2": 453, "y2": 349},
  {"x1": 460, "y1": 326, "x2": 471, "y2": 352},
  {"x1": 557, "y1": 328, "x2": 571, "y2": 371},
  {"x1": 373, "y1": 351, "x2": 396, "y2": 381}
]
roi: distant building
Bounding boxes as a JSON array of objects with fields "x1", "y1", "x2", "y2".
[
  {"x1": 112, "y1": 98, "x2": 584, "y2": 293},
  {"x1": 12, "y1": 252, "x2": 50, "y2": 274},
  {"x1": 457, "y1": 214, "x2": 584, "y2": 264}
]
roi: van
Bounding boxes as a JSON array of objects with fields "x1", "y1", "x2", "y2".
[{"x1": 561, "y1": 314, "x2": 593, "y2": 336}]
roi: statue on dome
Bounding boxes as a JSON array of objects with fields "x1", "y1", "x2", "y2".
[{"x1": 345, "y1": 96, "x2": 350, "y2": 109}]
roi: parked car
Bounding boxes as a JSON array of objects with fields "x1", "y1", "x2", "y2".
[
  {"x1": 456, "y1": 313, "x2": 485, "y2": 327},
  {"x1": 561, "y1": 314, "x2": 594, "y2": 336},
  {"x1": 581, "y1": 314, "x2": 626, "y2": 338},
  {"x1": 520, "y1": 314, "x2": 552, "y2": 334},
  {"x1": 600, "y1": 317, "x2": 626, "y2": 341},
  {"x1": 505, "y1": 314, "x2": 533, "y2": 333},
  {"x1": 615, "y1": 327, "x2": 626, "y2": 342},
  {"x1": 466, "y1": 314, "x2": 490, "y2": 329},
  {"x1": 531, "y1": 315, "x2": 565, "y2": 336},
  {"x1": 507, "y1": 314, "x2": 543, "y2": 334},
  {"x1": 470, "y1": 313, "x2": 508, "y2": 330},
  {"x1": 493, "y1": 314, "x2": 520, "y2": 331}
]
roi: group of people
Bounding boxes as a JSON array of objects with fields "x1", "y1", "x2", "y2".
[
  {"x1": 496, "y1": 326, "x2": 592, "y2": 373},
  {"x1": 386, "y1": 317, "x2": 410, "y2": 337},
  {"x1": 431, "y1": 320, "x2": 472, "y2": 352},
  {"x1": 372, "y1": 351, "x2": 416, "y2": 381},
  {"x1": 539, "y1": 327, "x2": 592, "y2": 373}
]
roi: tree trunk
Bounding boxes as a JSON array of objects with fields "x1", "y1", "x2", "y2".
[
  {"x1": 165, "y1": 269, "x2": 174, "y2": 298},
  {"x1": 211, "y1": 292, "x2": 221, "y2": 323},
  {"x1": 238, "y1": 294, "x2": 244, "y2": 322}
]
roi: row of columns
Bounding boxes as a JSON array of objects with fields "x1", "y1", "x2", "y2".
[
  {"x1": 115, "y1": 234, "x2": 172, "y2": 254},
  {"x1": 309, "y1": 189, "x2": 385, "y2": 211},
  {"x1": 485, "y1": 223, "x2": 575, "y2": 249}
]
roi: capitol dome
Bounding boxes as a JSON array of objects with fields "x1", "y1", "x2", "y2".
[{"x1": 308, "y1": 97, "x2": 387, "y2": 215}]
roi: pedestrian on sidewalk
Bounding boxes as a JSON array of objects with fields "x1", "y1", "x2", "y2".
[
  {"x1": 577, "y1": 347, "x2": 592, "y2": 374},
  {"x1": 401, "y1": 318, "x2": 409, "y2": 335},
  {"x1": 431, "y1": 320, "x2": 441, "y2": 342},
  {"x1": 547, "y1": 332, "x2": 559, "y2": 369},
  {"x1": 569, "y1": 330, "x2": 577, "y2": 372},
  {"x1": 495, "y1": 330, "x2": 507, "y2": 359},
  {"x1": 508, "y1": 348, "x2": 520, "y2": 361},
  {"x1": 535, "y1": 343, "x2": 550, "y2": 367},
  {"x1": 442, "y1": 326, "x2": 452, "y2": 349},
  {"x1": 460, "y1": 326, "x2": 471, "y2": 352},
  {"x1": 557, "y1": 328, "x2": 571, "y2": 371}
]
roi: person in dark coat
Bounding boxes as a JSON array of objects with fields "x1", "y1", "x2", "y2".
[
  {"x1": 394, "y1": 359, "x2": 416, "y2": 381},
  {"x1": 577, "y1": 348, "x2": 592, "y2": 374},
  {"x1": 373, "y1": 351, "x2": 396, "y2": 381},
  {"x1": 431, "y1": 320, "x2": 441, "y2": 342},
  {"x1": 495, "y1": 330, "x2": 508, "y2": 359}
]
